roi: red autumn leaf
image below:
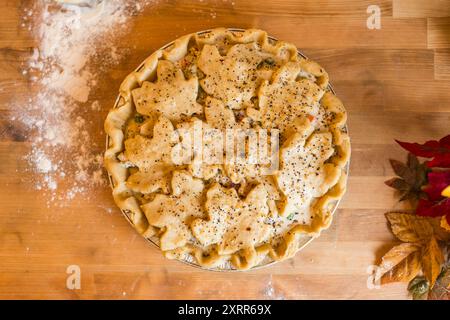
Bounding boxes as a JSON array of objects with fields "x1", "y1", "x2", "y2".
[
  {"x1": 424, "y1": 171, "x2": 450, "y2": 201},
  {"x1": 439, "y1": 134, "x2": 450, "y2": 148},
  {"x1": 416, "y1": 198, "x2": 450, "y2": 218},
  {"x1": 427, "y1": 154, "x2": 450, "y2": 168},
  {"x1": 396, "y1": 135, "x2": 450, "y2": 157},
  {"x1": 396, "y1": 135, "x2": 450, "y2": 168}
]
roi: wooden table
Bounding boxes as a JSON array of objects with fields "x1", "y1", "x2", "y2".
[{"x1": 1, "y1": 0, "x2": 450, "y2": 299}]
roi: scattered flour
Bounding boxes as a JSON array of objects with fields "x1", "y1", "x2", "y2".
[
  {"x1": 15, "y1": 0, "x2": 232, "y2": 209},
  {"x1": 263, "y1": 275, "x2": 286, "y2": 300},
  {"x1": 16, "y1": 0, "x2": 155, "y2": 206}
]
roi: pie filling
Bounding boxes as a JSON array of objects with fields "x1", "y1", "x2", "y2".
[{"x1": 104, "y1": 29, "x2": 350, "y2": 270}]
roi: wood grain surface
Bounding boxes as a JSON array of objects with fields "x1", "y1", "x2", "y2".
[{"x1": 1, "y1": 0, "x2": 450, "y2": 300}]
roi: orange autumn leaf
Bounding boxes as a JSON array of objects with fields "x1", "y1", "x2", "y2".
[
  {"x1": 440, "y1": 216, "x2": 450, "y2": 232},
  {"x1": 378, "y1": 243, "x2": 422, "y2": 285},
  {"x1": 385, "y1": 212, "x2": 434, "y2": 243},
  {"x1": 428, "y1": 217, "x2": 450, "y2": 241},
  {"x1": 421, "y1": 236, "x2": 444, "y2": 288}
]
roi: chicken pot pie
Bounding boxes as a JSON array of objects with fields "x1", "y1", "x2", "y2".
[{"x1": 104, "y1": 28, "x2": 350, "y2": 270}]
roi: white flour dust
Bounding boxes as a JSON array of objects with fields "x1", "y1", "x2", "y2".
[
  {"x1": 262, "y1": 275, "x2": 286, "y2": 300},
  {"x1": 16, "y1": 0, "x2": 154, "y2": 206}
]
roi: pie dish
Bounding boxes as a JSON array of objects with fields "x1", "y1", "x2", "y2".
[{"x1": 104, "y1": 28, "x2": 350, "y2": 270}]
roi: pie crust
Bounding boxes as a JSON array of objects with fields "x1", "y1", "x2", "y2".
[{"x1": 104, "y1": 28, "x2": 350, "y2": 270}]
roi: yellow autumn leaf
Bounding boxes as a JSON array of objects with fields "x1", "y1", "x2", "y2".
[
  {"x1": 378, "y1": 243, "x2": 422, "y2": 285},
  {"x1": 428, "y1": 217, "x2": 450, "y2": 241},
  {"x1": 385, "y1": 212, "x2": 433, "y2": 243},
  {"x1": 441, "y1": 185, "x2": 450, "y2": 198},
  {"x1": 441, "y1": 216, "x2": 450, "y2": 232},
  {"x1": 421, "y1": 236, "x2": 444, "y2": 288},
  {"x1": 440, "y1": 185, "x2": 450, "y2": 233}
]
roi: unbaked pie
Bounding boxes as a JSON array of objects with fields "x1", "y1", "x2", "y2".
[{"x1": 104, "y1": 28, "x2": 350, "y2": 270}]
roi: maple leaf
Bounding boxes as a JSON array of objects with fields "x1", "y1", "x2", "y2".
[
  {"x1": 384, "y1": 153, "x2": 428, "y2": 201},
  {"x1": 378, "y1": 243, "x2": 422, "y2": 285},
  {"x1": 197, "y1": 43, "x2": 269, "y2": 109},
  {"x1": 275, "y1": 124, "x2": 340, "y2": 216},
  {"x1": 421, "y1": 236, "x2": 444, "y2": 288},
  {"x1": 140, "y1": 170, "x2": 205, "y2": 251},
  {"x1": 124, "y1": 116, "x2": 177, "y2": 194},
  {"x1": 254, "y1": 62, "x2": 324, "y2": 135},
  {"x1": 385, "y1": 212, "x2": 433, "y2": 243},
  {"x1": 191, "y1": 183, "x2": 272, "y2": 255},
  {"x1": 131, "y1": 60, "x2": 203, "y2": 122},
  {"x1": 396, "y1": 135, "x2": 450, "y2": 168}
]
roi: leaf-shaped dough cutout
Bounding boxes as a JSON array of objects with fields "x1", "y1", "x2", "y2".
[
  {"x1": 124, "y1": 115, "x2": 176, "y2": 194},
  {"x1": 198, "y1": 43, "x2": 269, "y2": 109},
  {"x1": 132, "y1": 60, "x2": 203, "y2": 122},
  {"x1": 275, "y1": 120, "x2": 340, "y2": 216},
  {"x1": 204, "y1": 96, "x2": 236, "y2": 130},
  {"x1": 172, "y1": 118, "x2": 222, "y2": 180},
  {"x1": 141, "y1": 170, "x2": 204, "y2": 251},
  {"x1": 250, "y1": 62, "x2": 325, "y2": 136},
  {"x1": 191, "y1": 183, "x2": 272, "y2": 255}
]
